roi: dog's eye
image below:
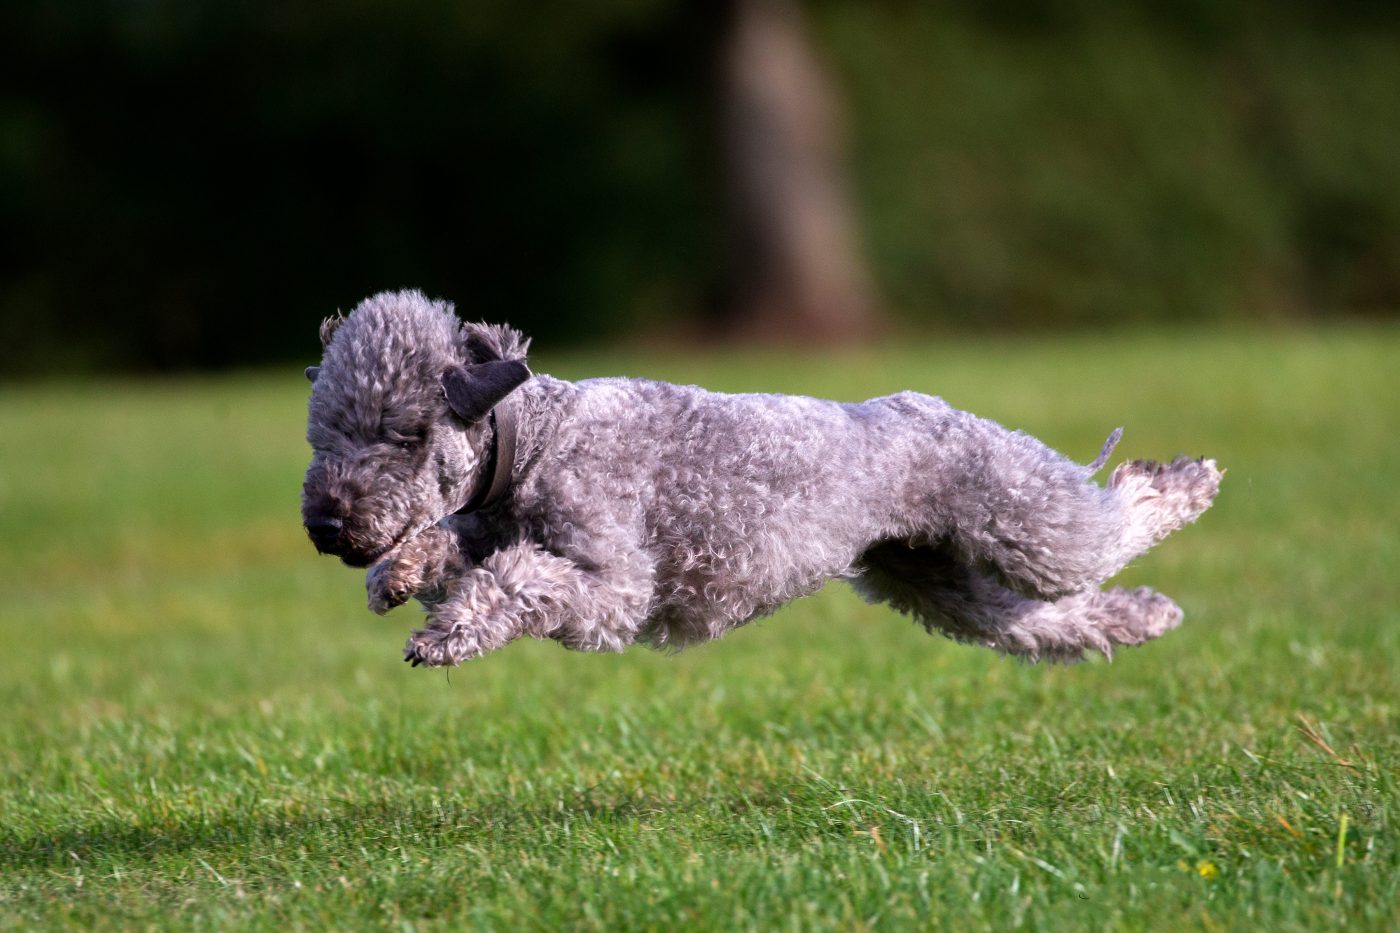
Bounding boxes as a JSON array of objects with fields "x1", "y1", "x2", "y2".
[{"x1": 385, "y1": 431, "x2": 424, "y2": 450}]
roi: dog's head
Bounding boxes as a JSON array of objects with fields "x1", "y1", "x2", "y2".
[{"x1": 301, "y1": 290, "x2": 530, "y2": 566}]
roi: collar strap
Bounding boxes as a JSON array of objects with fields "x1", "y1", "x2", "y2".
[{"x1": 455, "y1": 395, "x2": 519, "y2": 514}]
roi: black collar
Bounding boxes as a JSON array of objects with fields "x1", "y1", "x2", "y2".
[{"x1": 454, "y1": 396, "x2": 519, "y2": 514}]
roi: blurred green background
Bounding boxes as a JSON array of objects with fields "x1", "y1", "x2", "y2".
[{"x1": 3, "y1": 0, "x2": 1399, "y2": 373}]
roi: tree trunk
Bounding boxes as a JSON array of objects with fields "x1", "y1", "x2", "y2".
[{"x1": 716, "y1": 0, "x2": 879, "y2": 342}]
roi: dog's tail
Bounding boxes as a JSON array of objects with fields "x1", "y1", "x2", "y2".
[{"x1": 1086, "y1": 427, "x2": 1123, "y2": 475}]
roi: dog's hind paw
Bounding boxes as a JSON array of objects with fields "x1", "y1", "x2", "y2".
[
  {"x1": 1111, "y1": 455, "x2": 1222, "y2": 552},
  {"x1": 1090, "y1": 585, "x2": 1184, "y2": 652}
]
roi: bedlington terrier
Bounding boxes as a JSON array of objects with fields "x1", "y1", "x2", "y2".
[{"x1": 302, "y1": 290, "x2": 1221, "y2": 668}]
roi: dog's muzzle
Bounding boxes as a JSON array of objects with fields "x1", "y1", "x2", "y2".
[
  {"x1": 304, "y1": 514, "x2": 345, "y2": 554},
  {"x1": 304, "y1": 510, "x2": 390, "y2": 567}
]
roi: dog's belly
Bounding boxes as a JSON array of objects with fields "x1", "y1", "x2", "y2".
[{"x1": 640, "y1": 479, "x2": 886, "y2": 647}]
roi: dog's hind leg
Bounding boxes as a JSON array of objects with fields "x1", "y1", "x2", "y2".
[
  {"x1": 851, "y1": 541, "x2": 1182, "y2": 662},
  {"x1": 891, "y1": 407, "x2": 1220, "y2": 599}
]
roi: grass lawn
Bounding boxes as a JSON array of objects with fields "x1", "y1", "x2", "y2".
[{"x1": 1, "y1": 325, "x2": 1396, "y2": 930}]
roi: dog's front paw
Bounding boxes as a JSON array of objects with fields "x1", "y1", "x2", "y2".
[
  {"x1": 403, "y1": 623, "x2": 483, "y2": 668},
  {"x1": 367, "y1": 553, "x2": 425, "y2": 615}
]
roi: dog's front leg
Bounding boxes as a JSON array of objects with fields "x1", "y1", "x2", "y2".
[
  {"x1": 366, "y1": 524, "x2": 461, "y2": 614},
  {"x1": 402, "y1": 544, "x2": 652, "y2": 667}
]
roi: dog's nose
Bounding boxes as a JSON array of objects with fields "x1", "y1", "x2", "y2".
[{"x1": 304, "y1": 515, "x2": 345, "y2": 553}]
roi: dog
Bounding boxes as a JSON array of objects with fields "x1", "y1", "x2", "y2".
[{"x1": 302, "y1": 290, "x2": 1221, "y2": 667}]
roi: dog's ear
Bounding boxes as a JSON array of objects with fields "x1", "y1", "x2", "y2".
[
  {"x1": 442, "y1": 359, "x2": 531, "y2": 422},
  {"x1": 464, "y1": 333, "x2": 499, "y2": 364},
  {"x1": 305, "y1": 366, "x2": 321, "y2": 383},
  {"x1": 460, "y1": 321, "x2": 531, "y2": 365}
]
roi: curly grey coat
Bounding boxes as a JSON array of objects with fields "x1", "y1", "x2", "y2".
[{"x1": 302, "y1": 291, "x2": 1221, "y2": 668}]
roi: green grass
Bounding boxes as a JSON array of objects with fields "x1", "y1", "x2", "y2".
[{"x1": 1, "y1": 325, "x2": 1396, "y2": 930}]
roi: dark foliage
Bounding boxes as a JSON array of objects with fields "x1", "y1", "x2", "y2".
[
  {"x1": 1, "y1": 0, "x2": 718, "y2": 371},
  {"x1": 2, "y1": 0, "x2": 1398, "y2": 372}
]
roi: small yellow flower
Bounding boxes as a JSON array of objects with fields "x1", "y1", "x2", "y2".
[{"x1": 1196, "y1": 859, "x2": 1219, "y2": 879}]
